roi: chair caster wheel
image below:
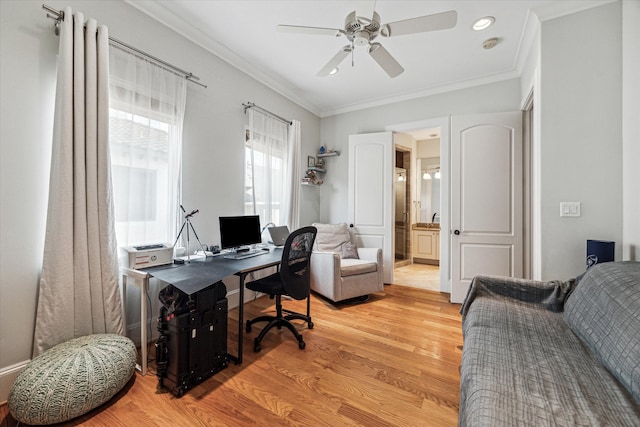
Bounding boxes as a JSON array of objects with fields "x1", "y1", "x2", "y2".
[
  {"x1": 298, "y1": 340, "x2": 306, "y2": 350},
  {"x1": 308, "y1": 321, "x2": 314, "y2": 329}
]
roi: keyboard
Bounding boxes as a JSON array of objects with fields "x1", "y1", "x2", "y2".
[{"x1": 223, "y1": 249, "x2": 268, "y2": 260}]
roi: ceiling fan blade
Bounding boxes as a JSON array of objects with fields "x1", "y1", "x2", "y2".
[
  {"x1": 358, "y1": 0, "x2": 377, "y2": 22},
  {"x1": 317, "y1": 46, "x2": 352, "y2": 77},
  {"x1": 381, "y1": 10, "x2": 457, "y2": 37},
  {"x1": 368, "y1": 43, "x2": 404, "y2": 78},
  {"x1": 277, "y1": 24, "x2": 342, "y2": 37}
]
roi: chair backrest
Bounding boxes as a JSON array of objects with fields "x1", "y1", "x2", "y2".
[
  {"x1": 311, "y1": 222, "x2": 351, "y2": 253},
  {"x1": 280, "y1": 226, "x2": 317, "y2": 300}
]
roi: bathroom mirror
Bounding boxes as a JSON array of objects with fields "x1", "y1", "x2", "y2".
[{"x1": 416, "y1": 157, "x2": 440, "y2": 223}]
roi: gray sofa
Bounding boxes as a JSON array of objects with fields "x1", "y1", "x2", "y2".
[{"x1": 459, "y1": 261, "x2": 640, "y2": 426}]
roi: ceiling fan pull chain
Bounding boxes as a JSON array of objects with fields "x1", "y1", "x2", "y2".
[{"x1": 351, "y1": 41, "x2": 355, "y2": 67}]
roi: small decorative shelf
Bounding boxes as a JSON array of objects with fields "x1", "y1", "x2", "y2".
[
  {"x1": 300, "y1": 181, "x2": 321, "y2": 186},
  {"x1": 317, "y1": 150, "x2": 340, "y2": 158},
  {"x1": 307, "y1": 167, "x2": 326, "y2": 173}
]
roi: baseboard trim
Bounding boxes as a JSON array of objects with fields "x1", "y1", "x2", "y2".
[{"x1": 0, "y1": 360, "x2": 30, "y2": 405}]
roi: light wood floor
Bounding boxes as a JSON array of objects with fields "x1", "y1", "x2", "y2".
[
  {"x1": 394, "y1": 263, "x2": 441, "y2": 292},
  {"x1": 1, "y1": 285, "x2": 462, "y2": 426}
]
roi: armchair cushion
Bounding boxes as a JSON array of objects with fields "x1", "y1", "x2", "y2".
[
  {"x1": 341, "y1": 242, "x2": 360, "y2": 259},
  {"x1": 313, "y1": 222, "x2": 350, "y2": 253},
  {"x1": 340, "y1": 258, "x2": 377, "y2": 277}
]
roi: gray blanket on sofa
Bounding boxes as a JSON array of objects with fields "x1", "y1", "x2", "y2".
[{"x1": 459, "y1": 264, "x2": 640, "y2": 426}]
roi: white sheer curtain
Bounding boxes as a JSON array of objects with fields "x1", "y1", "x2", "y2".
[
  {"x1": 246, "y1": 109, "x2": 289, "y2": 226},
  {"x1": 34, "y1": 7, "x2": 123, "y2": 356},
  {"x1": 108, "y1": 45, "x2": 186, "y2": 251},
  {"x1": 283, "y1": 120, "x2": 301, "y2": 229}
]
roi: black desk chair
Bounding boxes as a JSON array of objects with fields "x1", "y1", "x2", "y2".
[{"x1": 245, "y1": 226, "x2": 317, "y2": 352}]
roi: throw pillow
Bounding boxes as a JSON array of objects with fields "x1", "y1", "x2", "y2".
[{"x1": 341, "y1": 242, "x2": 359, "y2": 259}]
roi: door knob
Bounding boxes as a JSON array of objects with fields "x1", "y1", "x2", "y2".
[
  {"x1": 454, "y1": 230, "x2": 460, "y2": 235},
  {"x1": 349, "y1": 224, "x2": 354, "y2": 228}
]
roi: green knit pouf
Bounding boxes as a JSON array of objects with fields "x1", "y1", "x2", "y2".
[{"x1": 8, "y1": 334, "x2": 136, "y2": 425}]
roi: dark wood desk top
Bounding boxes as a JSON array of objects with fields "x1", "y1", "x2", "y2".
[{"x1": 144, "y1": 247, "x2": 282, "y2": 295}]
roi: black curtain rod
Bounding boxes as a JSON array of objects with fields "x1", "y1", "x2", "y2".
[
  {"x1": 42, "y1": 3, "x2": 207, "y2": 89},
  {"x1": 242, "y1": 102, "x2": 292, "y2": 126}
]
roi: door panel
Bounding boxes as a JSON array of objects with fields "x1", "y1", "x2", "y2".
[
  {"x1": 348, "y1": 132, "x2": 393, "y2": 284},
  {"x1": 460, "y1": 244, "x2": 513, "y2": 280},
  {"x1": 451, "y1": 112, "x2": 522, "y2": 303}
]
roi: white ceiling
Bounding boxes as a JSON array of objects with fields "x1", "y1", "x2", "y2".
[{"x1": 127, "y1": 0, "x2": 612, "y2": 117}]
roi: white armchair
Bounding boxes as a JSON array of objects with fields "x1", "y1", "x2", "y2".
[{"x1": 310, "y1": 223, "x2": 384, "y2": 302}]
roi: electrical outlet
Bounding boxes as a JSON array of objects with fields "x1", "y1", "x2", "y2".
[{"x1": 560, "y1": 202, "x2": 581, "y2": 217}]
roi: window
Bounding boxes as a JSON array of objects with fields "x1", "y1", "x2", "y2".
[
  {"x1": 108, "y1": 45, "x2": 186, "y2": 249},
  {"x1": 245, "y1": 110, "x2": 288, "y2": 226}
]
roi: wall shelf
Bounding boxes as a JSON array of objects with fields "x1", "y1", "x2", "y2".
[
  {"x1": 307, "y1": 167, "x2": 326, "y2": 173},
  {"x1": 317, "y1": 151, "x2": 340, "y2": 158}
]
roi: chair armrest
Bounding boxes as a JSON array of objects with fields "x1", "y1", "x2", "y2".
[
  {"x1": 310, "y1": 251, "x2": 341, "y2": 286},
  {"x1": 460, "y1": 275, "x2": 578, "y2": 317}
]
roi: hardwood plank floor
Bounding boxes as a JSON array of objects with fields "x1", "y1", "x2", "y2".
[{"x1": 1, "y1": 285, "x2": 462, "y2": 426}]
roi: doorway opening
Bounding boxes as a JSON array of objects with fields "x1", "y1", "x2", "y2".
[
  {"x1": 394, "y1": 148, "x2": 411, "y2": 267},
  {"x1": 393, "y1": 127, "x2": 442, "y2": 292}
]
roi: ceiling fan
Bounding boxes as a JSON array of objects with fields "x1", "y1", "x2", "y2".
[{"x1": 278, "y1": 8, "x2": 457, "y2": 78}]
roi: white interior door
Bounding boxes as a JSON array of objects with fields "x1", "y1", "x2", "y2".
[
  {"x1": 348, "y1": 132, "x2": 393, "y2": 284},
  {"x1": 450, "y1": 112, "x2": 523, "y2": 303}
]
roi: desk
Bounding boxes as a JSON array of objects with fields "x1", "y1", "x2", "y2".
[{"x1": 121, "y1": 248, "x2": 282, "y2": 375}]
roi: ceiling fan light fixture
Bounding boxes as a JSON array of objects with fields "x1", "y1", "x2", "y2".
[
  {"x1": 473, "y1": 16, "x2": 495, "y2": 31},
  {"x1": 329, "y1": 67, "x2": 339, "y2": 75}
]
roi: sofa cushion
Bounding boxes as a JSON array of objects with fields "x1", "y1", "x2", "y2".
[
  {"x1": 312, "y1": 222, "x2": 350, "y2": 253},
  {"x1": 340, "y1": 259, "x2": 377, "y2": 277},
  {"x1": 564, "y1": 261, "x2": 640, "y2": 403}
]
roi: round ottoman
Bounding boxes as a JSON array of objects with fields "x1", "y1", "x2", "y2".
[{"x1": 8, "y1": 334, "x2": 136, "y2": 425}]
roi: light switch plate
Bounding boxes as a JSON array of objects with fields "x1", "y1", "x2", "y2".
[{"x1": 560, "y1": 202, "x2": 581, "y2": 217}]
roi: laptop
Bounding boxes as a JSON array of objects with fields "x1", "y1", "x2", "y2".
[{"x1": 267, "y1": 226, "x2": 290, "y2": 246}]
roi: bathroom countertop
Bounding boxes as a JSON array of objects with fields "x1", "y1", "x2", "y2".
[{"x1": 412, "y1": 223, "x2": 440, "y2": 231}]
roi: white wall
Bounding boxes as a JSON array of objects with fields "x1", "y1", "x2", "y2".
[
  {"x1": 0, "y1": 0, "x2": 320, "y2": 402},
  {"x1": 622, "y1": 0, "x2": 640, "y2": 260},
  {"x1": 319, "y1": 78, "x2": 523, "y2": 224},
  {"x1": 539, "y1": 1, "x2": 622, "y2": 279}
]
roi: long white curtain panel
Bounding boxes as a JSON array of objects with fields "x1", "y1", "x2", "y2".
[{"x1": 33, "y1": 7, "x2": 123, "y2": 357}]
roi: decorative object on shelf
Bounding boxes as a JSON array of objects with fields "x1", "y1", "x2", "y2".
[
  {"x1": 319, "y1": 145, "x2": 326, "y2": 154},
  {"x1": 307, "y1": 156, "x2": 316, "y2": 167},
  {"x1": 316, "y1": 157, "x2": 325, "y2": 169},
  {"x1": 304, "y1": 169, "x2": 323, "y2": 185}
]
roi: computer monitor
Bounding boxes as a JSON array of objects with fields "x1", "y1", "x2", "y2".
[{"x1": 219, "y1": 215, "x2": 262, "y2": 250}]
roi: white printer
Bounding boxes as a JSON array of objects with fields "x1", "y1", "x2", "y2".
[{"x1": 123, "y1": 243, "x2": 173, "y2": 269}]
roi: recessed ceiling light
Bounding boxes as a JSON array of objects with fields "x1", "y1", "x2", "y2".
[{"x1": 473, "y1": 16, "x2": 495, "y2": 31}]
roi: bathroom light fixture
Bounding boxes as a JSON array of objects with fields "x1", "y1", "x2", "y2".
[
  {"x1": 473, "y1": 16, "x2": 495, "y2": 31},
  {"x1": 435, "y1": 169, "x2": 441, "y2": 179},
  {"x1": 423, "y1": 171, "x2": 432, "y2": 180}
]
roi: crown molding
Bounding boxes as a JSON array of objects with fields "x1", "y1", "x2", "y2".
[{"x1": 123, "y1": 0, "x2": 322, "y2": 117}]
